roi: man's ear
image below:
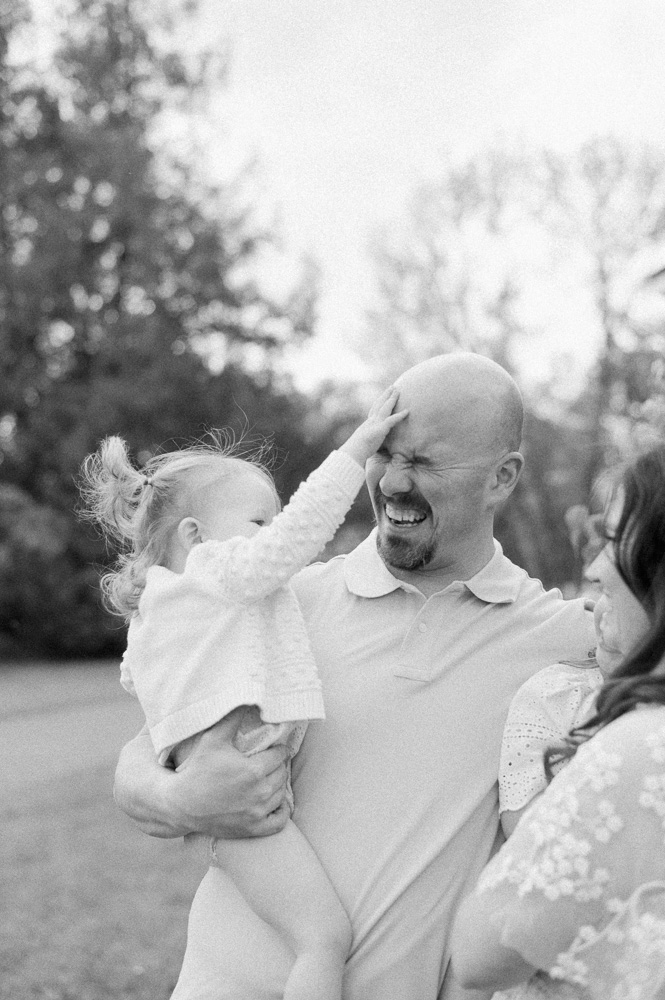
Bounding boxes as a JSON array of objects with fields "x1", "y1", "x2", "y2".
[
  {"x1": 177, "y1": 517, "x2": 204, "y2": 551},
  {"x1": 492, "y1": 452, "x2": 524, "y2": 503}
]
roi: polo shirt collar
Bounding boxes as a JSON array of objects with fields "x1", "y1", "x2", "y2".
[
  {"x1": 344, "y1": 531, "x2": 520, "y2": 604},
  {"x1": 463, "y1": 540, "x2": 520, "y2": 605},
  {"x1": 344, "y1": 529, "x2": 406, "y2": 597}
]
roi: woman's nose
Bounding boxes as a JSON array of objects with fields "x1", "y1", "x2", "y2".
[
  {"x1": 379, "y1": 461, "x2": 412, "y2": 496},
  {"x1": 584, "y1": 547, "x2": 606, "y2": 584}
]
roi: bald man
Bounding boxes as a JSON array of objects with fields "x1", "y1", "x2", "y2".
[{"x1": 114, "y1": 354, "x2": 595, "y2": 1000}]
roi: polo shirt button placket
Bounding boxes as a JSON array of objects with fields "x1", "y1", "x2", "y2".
[{"x1": 395, "y1": 615, "x2": 431, "y2": 679}]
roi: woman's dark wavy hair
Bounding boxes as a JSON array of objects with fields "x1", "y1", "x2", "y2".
[{"x1": 546, "y1": 443, "x2": 665, "y2": 775}]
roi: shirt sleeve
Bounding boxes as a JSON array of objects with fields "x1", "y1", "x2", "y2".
[
  {"x1": 186, "y1": 449, "x2": 365, "y2": 602},
  {"x1": 476, "y1": 709, "x2": 665, "y2": 999},
  {"x1": 498, "y1": 663, "x2": 602, "y2": 813}
]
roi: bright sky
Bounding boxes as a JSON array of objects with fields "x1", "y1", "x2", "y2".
[
  {"x1": 27, "y1": 0, "x2": 665, "y2": 389},
  {"x1": 199, "y1": 0, "x2": 665, "y2": 388}
]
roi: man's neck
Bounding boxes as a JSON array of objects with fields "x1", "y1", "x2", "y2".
[{"x1": 385, "y1": 538, "x2": 496, "y2": 599}]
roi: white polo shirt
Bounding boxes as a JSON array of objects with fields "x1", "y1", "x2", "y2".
[
  {"x1": 289, "y1": 531, "x2": 596, "y2": 1000},
  {"x1": 172, "y1": 531, "x2": 596, "y2": 1000}
]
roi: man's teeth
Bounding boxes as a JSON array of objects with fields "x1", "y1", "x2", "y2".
[{"x1": 385, "y1": 503, "x2": 427, "y2": 524}]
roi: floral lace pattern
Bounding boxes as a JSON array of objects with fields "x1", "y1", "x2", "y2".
[
  {"x1": 640, "y1": 722, "x2": 665, "y2": 843},
  {"x1": 483, "y1": 741, "x2": 622, "y2": 906},
  {"x1": 549, "y1": 883, "x2": 665, "y2": 999},
  {"x1": 478, "y1": 708, "x2": 665, "y2": 1000}
]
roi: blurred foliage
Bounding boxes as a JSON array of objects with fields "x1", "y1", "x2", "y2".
[
  {"x1": 364, "y1": 140, "x2": 665, "y2": 590},
  {"x1": 3, "y1": 4, "x2": 665, "y2": 658},
  {"x1": 0, "y1": 0, "x2": 330, "y2": 658}
]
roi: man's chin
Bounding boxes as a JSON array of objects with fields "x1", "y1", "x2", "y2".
[{"x1": 376, "y1": 527, "x2": 434, "y2": 572}]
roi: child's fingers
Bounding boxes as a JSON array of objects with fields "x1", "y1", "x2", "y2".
[
  {"x1": 382, "y1": 408, "x2": 409, "y2": 427},
  {"x1": 369, "y1": 385, "x2": 399, "y2": 419},
  {"x1": 378, "y1": 384, "x2": 397, "y2": 401}
]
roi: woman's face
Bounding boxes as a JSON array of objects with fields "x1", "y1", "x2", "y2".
[{"x1": 586, "y1": 490, "x2": 650, "y2": 676}]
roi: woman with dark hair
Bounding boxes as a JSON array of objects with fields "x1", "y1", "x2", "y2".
[{"x1": 450, "y1": 444, "x2": 665, "y2": 1000}]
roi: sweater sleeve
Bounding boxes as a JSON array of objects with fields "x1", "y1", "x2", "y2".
[{"x1": 186, "y1": 449, "x2": 366, "y2": 602}]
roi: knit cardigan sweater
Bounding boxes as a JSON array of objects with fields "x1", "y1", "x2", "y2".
[{"x1": 120, "y1": 449, "x2": 366, "y2": 763}]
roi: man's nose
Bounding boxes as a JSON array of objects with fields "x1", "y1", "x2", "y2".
[{"x1": 379, "y1": 461, "x2": 412, "y2": 496}]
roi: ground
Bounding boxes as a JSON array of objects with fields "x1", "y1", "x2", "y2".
[{"x1": 0, "y1": 661, "x2": 205, "y2": 1000}]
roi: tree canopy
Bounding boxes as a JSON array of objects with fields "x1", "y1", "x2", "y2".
[
  {"x1": 364, "y1": 141, "x2": 665, "y2": 586},
  {"x1": 0, "y1": 0, "x2": 327, "y2": 657}
]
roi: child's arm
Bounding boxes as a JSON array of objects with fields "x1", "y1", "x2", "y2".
[
  {"x1": 191, "y1": 387, "x2": 408, "y2": 602},
  {"x1": 500, "y1": 795, "x2": 543, "y2": 838}
]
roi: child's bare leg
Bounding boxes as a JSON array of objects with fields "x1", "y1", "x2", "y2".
[
  {"x1": 173, "y1": 715, "x2": 349, "y2": 997},
  {"x1": 212, "y1": 819, "x2": 351, "y2": 1000}
]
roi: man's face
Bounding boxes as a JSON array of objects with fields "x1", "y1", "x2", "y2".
[{"x1": 365, "y1": 412, "x2": 494, "y2": 574}]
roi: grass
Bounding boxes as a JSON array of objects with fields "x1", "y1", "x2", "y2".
[{"x1": 1, "y1": 754, "x2": 206, "y2": 999}]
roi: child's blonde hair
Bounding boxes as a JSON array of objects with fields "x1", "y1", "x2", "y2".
[{"x1": 79, "y1": 432, "x2": 278, "y2": 620}]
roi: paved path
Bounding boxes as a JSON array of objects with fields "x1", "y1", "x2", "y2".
[{"x1": 0, "y1": 662, "x2": 144, "y2": 798}]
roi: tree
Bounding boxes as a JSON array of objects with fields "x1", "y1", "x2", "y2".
[
  {"x1": 534, "y1": 139, "x2": 665, "y2": 487},
  {"x1": 362, "y1": 148, "x2": 535, "y2": 381},
  {"x1": 0, "y1": 0, "x2": 325, "y2": 657},
  {"x1": 362, "y1": 140, "x2": 665, "y2": 588}
]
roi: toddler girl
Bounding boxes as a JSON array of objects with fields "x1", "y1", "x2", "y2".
[{"x1": 80, "y1": 387, "x2": 407, "y2": 1000}]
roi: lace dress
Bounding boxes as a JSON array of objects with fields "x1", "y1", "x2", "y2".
[
  {"x1": 475, "y1": 706, "x2": 665, "y2": 1000},
  {"x1": 499, "y1": 659, "x2": 603, "y2": 816}
]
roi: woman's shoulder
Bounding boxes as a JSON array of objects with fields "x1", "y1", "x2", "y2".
[
  {"x1": 565, "y1": 704, "x2": 665, "y2": 797},
  {"x1": 580, "y1": 703, "x2": 665, "y2": 758}
]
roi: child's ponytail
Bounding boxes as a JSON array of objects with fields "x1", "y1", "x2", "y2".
[
  {"x1": 80, "y1": 436, "x2": 147, "y2": 547},
  {"x1": 79, "y1": 436, "x2": 160, "y2": 620},
  {"x1": 79, "y1": 431, "x2": 279, "y2": 621}
]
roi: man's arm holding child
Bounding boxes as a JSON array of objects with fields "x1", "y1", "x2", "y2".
[{"x1": 114, "y1": 717, "x2": 291, "y2": 839}]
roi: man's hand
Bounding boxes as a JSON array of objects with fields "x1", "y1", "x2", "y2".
[{"x1": 114, "y1": 715, "x2": 290, "y2": 840}]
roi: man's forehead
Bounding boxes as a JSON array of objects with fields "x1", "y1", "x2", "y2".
[
  {"x1": 387, "y1": 398, "x2": 497, "y2": 464},
  {"x1": 386, "y1": 411, "x2": 456, "y2": 458}
]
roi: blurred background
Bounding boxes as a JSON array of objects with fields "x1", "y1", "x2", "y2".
[
  {"x1": 1, "y1": 0, "x2": 665, "y2": 995},
  {"x1": 2, "y1": 0, "x2": 665, "y2": 659}
]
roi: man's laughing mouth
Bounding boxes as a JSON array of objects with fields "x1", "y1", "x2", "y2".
[
  {"x1": 383, "y1": 501, "x2": 429, "y2": 527},
  {"x1": 375, "y1": 493, "x2": 436, "y2": 569}
]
